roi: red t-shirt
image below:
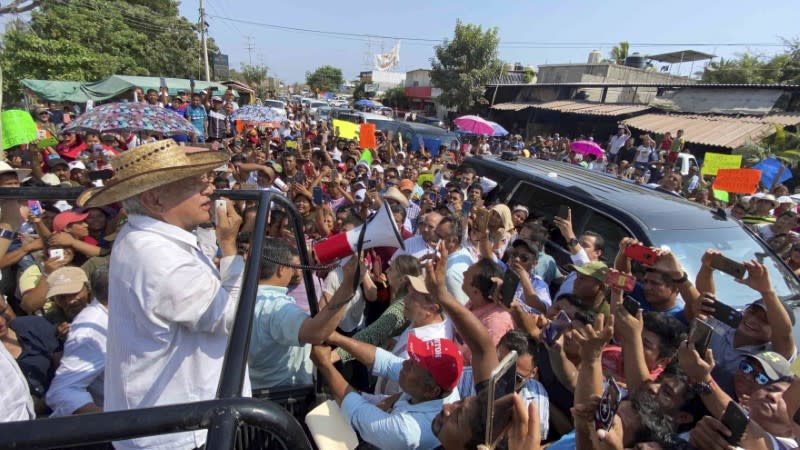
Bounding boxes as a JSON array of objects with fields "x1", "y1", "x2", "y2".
[{"x1": 601, "y1": 344, "x2": 664, "y2": 384}]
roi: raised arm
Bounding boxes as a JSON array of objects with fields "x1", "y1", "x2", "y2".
[
  {"x1": 737, "y1": 260, "x2": 795, "y2": 359},
  {"x1": 426, "y1": 242, "x2": 499, "y2": 384}
]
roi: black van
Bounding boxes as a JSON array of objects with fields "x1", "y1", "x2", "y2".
[{"x1": 463, "y1": 155, "x2": 800, "y2": 308}]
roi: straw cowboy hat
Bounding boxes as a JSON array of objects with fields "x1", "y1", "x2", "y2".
[{"x1": 78, "y1": 139, "x2": 228, "y2": 208}]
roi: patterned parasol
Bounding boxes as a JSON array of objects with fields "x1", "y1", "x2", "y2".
[
  {"x1": 230, "y1": 105, "x2": 283, "y2": 123},
  {"x1": 62, "y1": 102, "x2": 197, "y2": 136}
]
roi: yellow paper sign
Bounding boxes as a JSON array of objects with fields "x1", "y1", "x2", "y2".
[
  {"x1": 417, "y1": 172, "x2": 433, "y2": 186},
  {"x1": 701, "y1": 152, "x2": 742, "y2": 176},
  {"x1": 333, "y1": 119, "x2": 360, "y2": 140}
]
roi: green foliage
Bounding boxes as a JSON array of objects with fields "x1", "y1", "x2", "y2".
[
  {"x1": 701, "y1": 39, "x2": 800, "y2": 85},
  {"x1": 1, "y1": 0, "x2": 216, "y2": 100},
  {"x1": 305, "y1": 65, "x2": 344, "y2": 93},
  {"x1": 381, "y1": 86, "x2": 408, "y2": 109},
  {"x1": 233, "y1": 64, "x2": 272, "y2": 100},
  {"x1": 523, "y1": 66, "x2": 536, "y2": 83},
  {"x1": 352, "y1": 81, "x2": 372, "y2": 101},
  {"x1": 609, "y1": 41, "x2": 630, "y2": 65},
  {"x1": 734, "y1": 127, "x2": 800, "y2": 166},
  {"x1": 430, "y1": 20, "x2": 503, "y2": 114}
]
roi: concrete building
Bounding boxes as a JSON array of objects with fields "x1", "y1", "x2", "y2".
[
  {"x1": 359, "y1": 71, "x2": 406, "y2": 94},
  {"x1": 404, "y1": 69, "x2": 446, "y2": 118}
]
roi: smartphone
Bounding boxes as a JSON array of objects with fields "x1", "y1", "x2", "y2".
[
  {"x1": 212, "y1": 199, "x2": 226, "y2": 225},
  {"x1": 595, "y1": 377, "x2": 623, "y2": 431},
  {"x1": 427, "y1": 192, "x2": 437, "y2": 203},
  {"x1": 711, "y1": 301, "x2": 743, "y2": 329},
  {"x1": 446, "y1": 163, "x2": 459, "y2": 171},
  {"x1": 484, "y1": 350, "x2": 519, "y2": 448},
  {"x1": 159, "y1": 77, "x2": 167, "y2": 89},
  {"x1": 500, "y1": 270, "x2": 521, "y2": 308},
  {"x1": 27, "y1": 200, "x2": 42, "y2": 217},
  {"x1": 368, "y1": 179, "x2": 378, "y2": 190},
  {"x1": 622, "y1": 295, "x2": 640, "y2": 316},
  {"x1": 557, "y1": 204, "x2": 570, "y2": 220},
  {"x1": 312, "y1": 186, "x2": 323, "y2": 206},
  {"x1": 624, "y1": 244, "x2": 658, "y2": 266},
  {"x1": 688, "y1": 318, "x2": 714, "y2": 356},
  {"x1": 462, "y1": 201, "x2": 473, "y2": 217},
  {"x1": 720, "y1": 401, "x2": 749, "y2": 446},
  {"x1": 710, "y1": 254, "x2": 746, "y2": 279},
  {"x1": 89, "y1": 170, "x2": 114, "y2": 181},
  {"x1": 49, "y1": 248, "x2": 64, "y2": 261},
  {"x1": 604, "y1": 271, "x2": 636, "y2": 292},
  {"x1": 544, "y1": 310, "x2": 572, "y2": 346}
]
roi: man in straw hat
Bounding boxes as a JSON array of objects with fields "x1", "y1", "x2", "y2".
[{"x1": 79, "y1": 139, "x2": 244, "y2": 450}]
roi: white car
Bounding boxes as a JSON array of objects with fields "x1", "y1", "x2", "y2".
[
  {"x1": 262, "y1": 99, "x2": 287, "y2": 116},
  {"x1": 308, "y1": 100, "x2": 329, "y2": 115}
]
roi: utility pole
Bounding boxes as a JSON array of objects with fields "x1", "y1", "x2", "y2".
[
  {"x1": 199, "y1": 0, "x2": 211, "y2": 81},
  {"x1": 245, "y1": 36, "x2": 255, "y2": 66}
]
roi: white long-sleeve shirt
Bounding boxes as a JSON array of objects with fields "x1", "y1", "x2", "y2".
[
  {"x1": 0, "y1": 343, "x2": 34, "y2": 422},
  {"x1": 47, "y1": 299, "x2": 108, "y2": 417},
  {"x1": 104, "y1": 215, "x2": 248, "y2": 450}
]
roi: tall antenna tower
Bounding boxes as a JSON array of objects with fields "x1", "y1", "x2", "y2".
[
  {"x1": 362, "y1": 38, "x2": 376, "y2": 71},
  {"x1": 245, "y1": 36, "x2": 255, "y2": 65}
]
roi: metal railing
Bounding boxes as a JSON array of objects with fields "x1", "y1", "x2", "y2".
[{"x1": 0, "y1": 187, "x2": 315, "y2": 450}]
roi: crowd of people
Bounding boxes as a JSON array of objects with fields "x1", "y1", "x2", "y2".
[{"x1": 0, "y1": 93, "x2": 799, "y2": 450}]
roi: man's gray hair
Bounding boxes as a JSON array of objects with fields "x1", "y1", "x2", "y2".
[
  {"x1": 121, "y1": 195, "x2": 149, "y2": 217},
  {"x1": 90, "y1": 266, "x2": 109, "y2": 303}
]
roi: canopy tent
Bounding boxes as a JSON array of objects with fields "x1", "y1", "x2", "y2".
[
  {"x1": 22, "y1": 75, "x2": 236, "y2": 104},
  {"x1": 22, "y1": 80, "x2": 91, "y2": 103},
  {"x1": 646, "y1": 50, "x2": 716, "y2": 64}
]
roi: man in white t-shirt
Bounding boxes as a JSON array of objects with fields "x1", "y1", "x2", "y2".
[{"x1": 608, "y1": 124, "x2": 631, "y2": 159}]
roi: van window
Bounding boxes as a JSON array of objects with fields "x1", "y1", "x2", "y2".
[{"x1": 507, "y1": 181, "x2": 628, "y2": 264}]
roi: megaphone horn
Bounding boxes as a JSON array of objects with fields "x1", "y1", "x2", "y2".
[{"x1": 314, "y1": 202, "x2": 405, "y2": 265}]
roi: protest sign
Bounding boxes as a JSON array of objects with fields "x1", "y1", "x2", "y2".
[
  {"x1": 417, "y1": 172, "x2": 434, "y2": 186},
  {"x1": 285, "y1": 140, "x2": 297, "y2": 149},
  {"x1": 359, "y1": 123, "x2": 376, "y2": 150},
  {"x1": 701, "y1": 152, "x2": 742, "y2": 176},
  {"x1": 2, "y1": 110, "x2": 38, "y2": 150},
  {"x1": 712, "y1": 168, "x2": 761, "y2": 194},
  {"x1": 333, "y1": 119, "x2": 359, "y2": 140},
  {"x1": 37, "y1": 137, "x2": 59, "y2": 148},
  {"x1": 712, "y1": 189, "x2": 729, "y2": 203},
  {"x1": 359, "y1": 149, "x2": 373, "y2": 165},
  {"x1": 752, "y1": 157, "x2": 793, "y2": 188}
]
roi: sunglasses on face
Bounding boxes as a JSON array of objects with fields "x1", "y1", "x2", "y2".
[{"x1": 739, "y1": 360, "x2": 771, "y2": 385}]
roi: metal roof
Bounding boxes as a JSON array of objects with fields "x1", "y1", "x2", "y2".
[
  {"x1": 526, "y1": 100, "x2": 651, "y2": 116},
  {"x1": 486, "y1": 82, "x2": 800, "y2": 90},
  {"x1": 491, "y1": 102, "x2": 537, "y2": 111},
  {"x1": 621, "y1": 114, "x2": 776, "y2": 149},
  {"x1": 646, "y1": 50, "x2": 716, "y2": 63},
  {"x1": 762, "y1": 113, "x2": 800, "y2": 127}
]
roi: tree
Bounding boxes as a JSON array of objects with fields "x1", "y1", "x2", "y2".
[
  {"x1": 523, "y1": 66, "x2": 536, "y2": 83},
  {"x1": 232, "y1": 64, "x2": 272, "y2": 100},
  {"x1": 430, "y1": 20, "x2": 503, "y2": 114},
  {"x1": 0, "y1": 0, "x2": 217, "y2": 99},
  {"x1": 352, "y1": 81, "x2": 372, "y2": 101},
  {"x1": 609, "y1": 41, "x2": 630, "y2": 65},
  {"x1": 305, "y1": 65, "x2": 344, "y2": 93},
  {"x1": 381, "y1": 86, "x2": 408, "y2": 109},
  {"x1": 700, "y1": 39, "x2": 800, "y2": 85}
]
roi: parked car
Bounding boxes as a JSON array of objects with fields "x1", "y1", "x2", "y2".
[
  {"x1": 463, "y1": 156, "x2": 800, "y2": 308},
  {"x1": 308, "y1": 100, "x2": 329, "y2": 115},
  {"x1": 262, "y1": 99, "x2": 287, "y2": 116},
  {"x1": 413, "y1": 115, "x2": 446, "y2": 129},
  {"x1": 373, "y1": 121, "x2": 460, "y2": 152},
  {"x1": 316, "y1": 106, "x2": 332, "y2": 122}
]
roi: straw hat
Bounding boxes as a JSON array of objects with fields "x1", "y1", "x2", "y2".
[{"x1": 79, "y1": 139, "x2": 228, "y2": 207}]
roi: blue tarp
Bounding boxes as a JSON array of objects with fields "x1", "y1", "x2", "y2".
[{"x1": 753, "y1": 157, "x2": 793, "y2": 187}]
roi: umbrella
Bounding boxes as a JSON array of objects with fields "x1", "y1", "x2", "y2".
[
  {"x1": 570, "y1": 140, "x2": 604, "y2": 158},
  {"x1": 486, "y1": 120, "x2": 509, "y2": 137},
  {"x1": 453, "y1": 115, "x2": 494, "y2": 136},
  {"x1": 62, "y1": 102, "x2": 197, "y2": 136},
  {"x1": 230, "y1": 105, "x2": 283, "y2": 123},
  {"x1": 355, "y1": 99, "x2": 379, "y2": 108}
]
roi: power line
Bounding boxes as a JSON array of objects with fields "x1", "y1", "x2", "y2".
[{"x1": 207, "y1": 14, "x2": 788, "y2": 49}]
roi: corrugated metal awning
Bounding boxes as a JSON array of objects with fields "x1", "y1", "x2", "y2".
[
  {"x1": 622, "y1": 114, "x2": 776, "y2": 149},
  {"x1": 491, "y1": 102, "x2": 536, "y2": 111},
  {"x1": 527, "y1": 100, "x2": 651, "y2": 117},
  {"x1": 762, "y1": 113, "x2": 800, "y2": 127}
]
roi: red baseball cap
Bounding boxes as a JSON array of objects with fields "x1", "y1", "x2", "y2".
[
  {"x1": 53, "y1": 211, "x2": 89, "y2": 233},
  {"x1": 407, "y1": 334, "x2": 463, "y2": 391}
]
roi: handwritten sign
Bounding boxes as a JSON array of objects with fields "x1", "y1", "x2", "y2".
[
  {"x1": 417, "y1": 172, "x2": 433, "y2": 186},
  {"x1": 712, "y1": 189, "x2": 729, "y2": 203},
  {"x1": 333, "y1": 119, "x2": 359, "y2": 140},
  {"x1": 359, "y1": 123, "x2": 376, "y2": 150},
  {"x1": 2, "y1": 110, "x2": 38, "y2": 150},
  {"x1": 285, "y1": 140, "x2": 297, "y2": 149},
  {"x1": 359, "y1": 149, "x2": 373, "y2": 165},
  {"x1": 713, "y1": 168, "x2": 762, "y2": 194},
  {"x1": 701, "y1": 152, "x2": 742, "y2": 176}
]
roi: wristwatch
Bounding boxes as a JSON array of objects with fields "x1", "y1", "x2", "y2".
[
  {"x1": 671, "y1": 271, "x2": 689, "y2": 284},
  {"x1": 0, "y1": 229, "x2": 16, "y2": 241},
  {"x1": 688, "y1": 377, "x2": 716, "y2": 395},
  {"x1": 568, "y1": 238, "x2": 579, "y2": 248}
]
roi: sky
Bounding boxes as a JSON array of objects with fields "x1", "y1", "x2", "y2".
[
  {"x1": 3, "y1": 0, "x2": 797, "y2": 84},
  {"x1": 181, "y1": 0, "x2": 798, "y2": 83}
]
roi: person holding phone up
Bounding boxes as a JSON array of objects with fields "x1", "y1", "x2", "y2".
[{"x1": 690, "y1": 249, "x2": 796, "y2": 398}]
